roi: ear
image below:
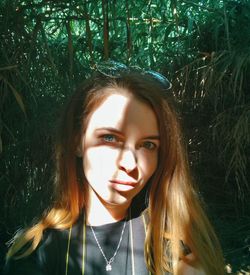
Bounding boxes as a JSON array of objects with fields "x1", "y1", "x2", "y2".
[
  {"x1": 75, "y1": 144, "x2": 82, "y2": 157},
  {"x1": 75, "y1": 133, "x2": 83, "y2": 157}
]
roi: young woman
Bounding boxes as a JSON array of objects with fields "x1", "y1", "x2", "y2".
[{"x1": 5, "y1": 65, "x2": 225, "y2": 275}]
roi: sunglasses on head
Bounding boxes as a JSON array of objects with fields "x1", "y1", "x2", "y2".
[{"x1": 91, "y1": 60, "x2": 172, "y2": 90}]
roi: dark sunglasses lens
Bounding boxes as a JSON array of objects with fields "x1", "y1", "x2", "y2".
[
  {"x1": 94, "y1": 61, "x2": 172, "y2": 89},
  {"x1": 96, "y1": 60, "x2": 128, "y2": 77},
  {"x1": 146, "y1": 70, "x2": 172, "y2": 89}
]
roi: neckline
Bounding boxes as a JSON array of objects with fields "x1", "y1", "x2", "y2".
[
  {"x1": 86, "y1": 219, "x2": 126, "y2": 232},
  {"x1": 65, "y1": 210, "x2": 149, "y2": 275}
]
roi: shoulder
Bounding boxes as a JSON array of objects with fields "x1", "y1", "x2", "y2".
[
  {"x1": 4, "y1": 227, "x2": 70, "y2": 275},
  {"x1": 36, "y1": 227, "x2": 68, "y2": 265}
]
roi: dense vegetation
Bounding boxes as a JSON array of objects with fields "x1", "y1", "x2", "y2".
[{"x1": 0, "y1": 0, "x2": 249, "y2": 273}]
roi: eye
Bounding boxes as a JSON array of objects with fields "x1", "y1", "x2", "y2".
[
  {"x1": 141, "y1": 141, "x2": 157, "y2": 150},
  {"x1": 102, "y1": 134, "x2": 118, "y2": 143}
]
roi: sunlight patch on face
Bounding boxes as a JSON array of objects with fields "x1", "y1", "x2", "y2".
[
  {"x1": 85, "y1": 93, "x2": 129, "y2": 135},
  {"x1": 80, "y1": 91, "x2": 160, "y2": 218}
]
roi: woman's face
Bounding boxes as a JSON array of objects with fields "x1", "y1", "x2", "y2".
[{"x1": 80, "y1": 90, "x2": 160, "y2": 208}]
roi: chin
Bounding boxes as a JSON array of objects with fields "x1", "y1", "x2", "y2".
[{"x1": 105, "y1": 195, "x2": 131, "y2": 206}]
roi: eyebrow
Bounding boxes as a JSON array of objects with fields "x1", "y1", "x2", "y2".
[
  {"x1": 95, "y1": 127, "x2": 123, "y2": 135},
  {"x1": 143, "y1": 135, "x2": 160, "y2": 140},
  {"x1": 95, "y1": 127, "x2": 160, "y2": 140}
]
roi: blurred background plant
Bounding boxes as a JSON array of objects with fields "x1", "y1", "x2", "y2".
[{"x1": 0, "y1": 0, "x2": 249, "y2": 273}]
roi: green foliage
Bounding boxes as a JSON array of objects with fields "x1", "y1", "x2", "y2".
[{"x1": 0, "y1": 0, "x2": 249, "y2": 272}]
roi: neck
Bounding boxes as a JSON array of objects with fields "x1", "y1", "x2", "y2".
[{"x1": 86, "y1": 189, "x2": 130, "y2": 226}]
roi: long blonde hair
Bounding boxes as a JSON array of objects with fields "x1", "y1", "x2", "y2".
[{"x1": 7, "y1": 72, "x2": 225, "y2": 274}]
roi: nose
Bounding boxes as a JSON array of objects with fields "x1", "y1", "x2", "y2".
[{"x1": 118, "y1": 148, "x2": 137, "y2": 173}]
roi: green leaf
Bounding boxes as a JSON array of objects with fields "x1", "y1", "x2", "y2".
[{"x1": 4, "y1": 78, "x2": 26, "y2": 116}]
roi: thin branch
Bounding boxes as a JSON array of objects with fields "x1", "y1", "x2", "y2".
[
  {"x1": 84, "y1": 0, "x2": 94, "y2": 66},
  {"x1": 125, "y1": 0, "x2": 132, "y2": 62},
  {"x1": 223, "y1": 4, "x2": 231, "y2": 51},
  {"x1": 65, "y1": 20, "x2": 74, "y2": 80},
  {"x1": 102, "y1": 0, "x2": 109, "y2": 60}
]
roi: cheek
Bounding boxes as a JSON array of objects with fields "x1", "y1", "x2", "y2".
[
  {"x1": 139, "y1": 152, "x2": 158, "y2": 181},
  {"x1": 83, "y1": 147, "x2": 119, "y2": 178}
]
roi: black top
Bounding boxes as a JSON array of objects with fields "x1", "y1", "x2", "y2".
[{"x1": 4, "y1": 213, "x2": 151, "y2": 275}]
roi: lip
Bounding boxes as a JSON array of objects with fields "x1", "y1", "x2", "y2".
[
  {"x1": 109, "y1": 179, "x2": 137, "y2": 186},
  {"x1": 109, "y1": 179, "x2": 138, "y2": 192}
]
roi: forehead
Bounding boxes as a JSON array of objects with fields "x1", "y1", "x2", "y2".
[{"x1": 86, "y1": 91, "x2": 159, "y2": 134}]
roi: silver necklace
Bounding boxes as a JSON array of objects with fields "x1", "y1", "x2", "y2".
[{"x1": 90, "y1": 219, "x2": 127, "y2": 272}]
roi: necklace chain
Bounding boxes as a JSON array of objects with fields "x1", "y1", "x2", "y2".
[{"x1": 90, "y1": 219, "x2": 127, "y2": 271}]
